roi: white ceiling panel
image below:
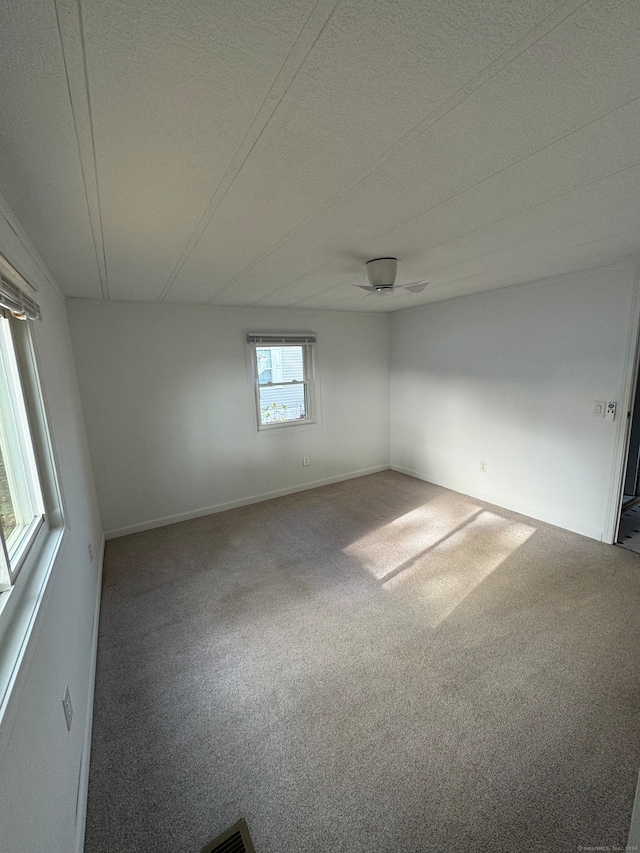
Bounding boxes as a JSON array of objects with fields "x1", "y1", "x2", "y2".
[
  {"x1": 425, "y1": 234, "x2": 640, "y2": 304},
  {"x1": 292, "y1": 166, "x2": 640, "y2": 310},
  {"x1": 432, "y1": 210, "x2": 640, "y2": 290},
  {"x1": 0, "y1": 0, "x2": 638, "y2": 310},
  {"x1": 0, "y1": 0, "x2": 104, "y2": 298},
  {"x1": 78, "y1": 0, "x2": 321, "y2": 301},
  {"x1": 164, "y1": 0, "x2": 570, "y2": 303},
  {"x1": 247, "y1": 99, "x2": 640, "y2": 307},
  {"x1": 391, "y1": 167, "x2": 640, "y2": 289},
  {"x1": 208, "y1": 0, "x2": 640, "y2": 308}
]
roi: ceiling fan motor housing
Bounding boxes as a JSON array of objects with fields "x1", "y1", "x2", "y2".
[{"x1": 366, "y1": 257, "x2": 397, "y2": 288}]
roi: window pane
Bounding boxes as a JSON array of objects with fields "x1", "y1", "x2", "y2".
[
  {"x1": 259, "y1": 384, "x2": 307, "y2": 424},
  {"x1": 256, "y1": 348, "x2": 273, "y2": 383},
  {"x1": 257, "y1": 346, "x2": 304, "y2": 384},
  {"x1": 0, "y1": 318, "x2": 43, "y2": 563},
  {"x1": 279, "y1": 346, "x2": 304, "y2": 381},
  {"x1": 0, "y1": 444, "x2": 16, "y2": 539}
]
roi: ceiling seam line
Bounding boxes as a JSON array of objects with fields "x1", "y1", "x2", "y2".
[
  {"x1": 157, "y1": 0, "x2": 342, "y2": 303},
  {"x1": 52, "y1": 0, "x2": 108, "y2": 300},
  {"x1": 248, "y1": 95, "x2": 640, "y2": 305},
  {"x1": 280, "y1": 160, "x2": 640, "y2": 308},
  {"x1": 66, "y1": 295, "x2": 378, "y2": 316},
  {"x1": 203, "y1": 0, "x2": 592, "y2": 303},
  {"x1": 76, "y1": 0, "x2": 109, "y2": 299}
]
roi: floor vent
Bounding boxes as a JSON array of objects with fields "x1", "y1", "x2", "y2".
[{"x1": 201, "y1": 819, "x2": 256, "y2": 853}]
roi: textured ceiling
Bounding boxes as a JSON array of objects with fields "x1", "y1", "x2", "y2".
[{"x1": 0, "y1": 0, "x2": 638, "y2": 311}]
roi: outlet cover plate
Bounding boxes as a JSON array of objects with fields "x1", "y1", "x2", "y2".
[{"x1": 62, "y1": 685, "x2": 72, "y2": 731}]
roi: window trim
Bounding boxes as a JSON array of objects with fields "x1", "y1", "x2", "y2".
[{"x1": 247, "y1": 333, "x2": 317, "y2": 432}]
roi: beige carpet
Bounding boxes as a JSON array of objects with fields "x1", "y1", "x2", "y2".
[{"x1": 85, "y1": 471, "x2": 640, "y2": 852}]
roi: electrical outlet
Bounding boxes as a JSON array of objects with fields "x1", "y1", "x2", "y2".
[
  {"x1": 62, "y1": 685, "x2": 73, "y2": 731},
  {"x1": 303, "y1": 456, "x2": 310, "y2": 467},
  {"x1": 88, "y1": 543, "x2": 93, "y2": 563},
  {"x1": 480, "y1": 461, "x2": 487, "y2": 473}
]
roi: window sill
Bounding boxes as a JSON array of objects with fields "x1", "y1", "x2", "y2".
[
  {"x1": 257, "y1": 418, "x2": 316, "y2": 432},
  {"x1": 254, "y1": 418, "x2": 322, "y2": 437}
]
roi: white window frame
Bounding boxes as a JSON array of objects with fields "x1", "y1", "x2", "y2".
[
  {"x1": 0, "y1": 261, "x2": 64, "y2": 725},
  {"x1": 248, "y1": 333, "x2": 317, "y2": 431}
]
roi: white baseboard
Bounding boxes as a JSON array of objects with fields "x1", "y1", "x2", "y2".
[
  {"x1": 628, "y1": 767, "x2": 640, "y2": 850},
  {"x1": 104, "y1": 465, "x2": 390, "y2": 540},
  {"x1": 391, "y1": 465, "x2": 604, "y2": 542},
  {"x1": 74, "y1": 533, "x2": 104, "y2": 853}
]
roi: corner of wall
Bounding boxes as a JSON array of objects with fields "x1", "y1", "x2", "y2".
[{"x1": 74, "y1": 534, "x2": 104, "y2": 853}]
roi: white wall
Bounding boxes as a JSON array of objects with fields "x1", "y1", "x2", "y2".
[
  {"x1": 390, "y1": 265, "x2": 638, "y2": 541},
  {"x1": 0, "y1": 203, "x2": 102, "y2": 850},
  {"x1": 67, "y1": 302, "x2": 390, "y2": 537}
]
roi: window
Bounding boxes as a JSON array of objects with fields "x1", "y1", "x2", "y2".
[
  {"x1": 248, "y1": 333, "x2": 316, "y2": 429},
  {"x1": 0, "y1": 257, "x2": 63, "y2": 723},
  {"x1": 0, "y1": 262, "x2": 58, "y2": 594}
]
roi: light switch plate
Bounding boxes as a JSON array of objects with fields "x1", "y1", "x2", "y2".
[{"x1": 593, "y1": 401, "x2": 605, "y2": 417}]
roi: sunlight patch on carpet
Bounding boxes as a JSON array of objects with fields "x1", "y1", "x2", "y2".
[
  {"x1": 343, "y1": 493, "x2": 483, "y2": 580},
  {"x1": 382, "y1": 510, "x2": 536, "y2": 626}
]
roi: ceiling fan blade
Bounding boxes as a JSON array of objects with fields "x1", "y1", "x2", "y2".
[
  {"x1": 355, "y1": 284, "x2": 394, "y2": 295},
  {"x1": 401, "y1": 280, "x2": 429, "y2": 293}
]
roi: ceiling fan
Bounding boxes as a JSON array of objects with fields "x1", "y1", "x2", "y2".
[{"x1": 356, "y1": 257, "x2": 429, "y2": 296}]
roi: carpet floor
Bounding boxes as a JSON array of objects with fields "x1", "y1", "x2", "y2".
[{"x1": 84, "y1": 471, "x2": 640, "y2": 853}]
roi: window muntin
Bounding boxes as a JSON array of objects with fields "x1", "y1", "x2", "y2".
[
  {"x1": 249, "y1": 336, "x2": 316, "y2": 430},
  {"x1": 0, "y1": 316, "x2": 45, "y2": 589}
]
